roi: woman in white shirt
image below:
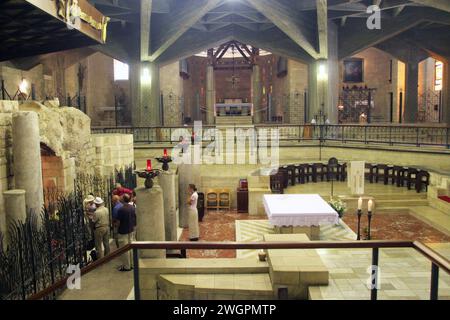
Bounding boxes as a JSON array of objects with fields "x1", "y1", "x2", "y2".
[{"x1": 187, "y1": 184, "x2": 200, "y2": 241}]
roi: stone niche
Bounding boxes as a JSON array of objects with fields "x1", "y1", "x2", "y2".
[{"x1": 19, "y1": 100, "x2": 94, "y2": 178}]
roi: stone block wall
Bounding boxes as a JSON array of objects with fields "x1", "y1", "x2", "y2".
[{"x1": 92, "y1": 134, "x2": 134, "y2": 176}]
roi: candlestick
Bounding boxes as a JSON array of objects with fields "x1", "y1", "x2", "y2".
[
  {"x1": 368, "y1": 199, "x2": 373, "y2": 212},
  {"x1": 358, "y1": 197, "x2": 363, "y2": 210},
  {"x1": 164, "y1": 148, "x2": 168, "y2": 158},
  {"x1": 356, "y1": 209, "x2": 362, "y2": 240},
  {"x1": 146, "y1": 159, "x2": 152, "y2": 171},
  {"x1": 367, "y1": 210, "x2": 373, "y2": 240}
]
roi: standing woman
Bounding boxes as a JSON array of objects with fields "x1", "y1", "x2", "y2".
[{"x1": 187, "y1": 184, "x2": 199, "y2": 241}]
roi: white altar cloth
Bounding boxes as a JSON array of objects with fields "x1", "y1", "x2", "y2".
[{"x1": 263, "y1": 194, "x2": 339, "y2": 227}]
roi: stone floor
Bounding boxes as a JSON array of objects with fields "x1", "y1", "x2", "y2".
[{"x1": 343, "y1": 213, "x2": 450, "y2": 243}]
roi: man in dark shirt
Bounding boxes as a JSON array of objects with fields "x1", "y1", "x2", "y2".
[{"x1": 116, "y1": 194, "x2": 136, "y2": 271}]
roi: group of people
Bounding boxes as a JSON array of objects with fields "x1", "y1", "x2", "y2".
[
  {"x1": 82, "y1": 182, "x2": 201, "y2": 271},
  {"x1": 83, "y1": 183, "x2": 137, "y2": 272}
]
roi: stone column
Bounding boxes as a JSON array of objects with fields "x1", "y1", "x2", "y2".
[
  {"x1": 130, "y1": 62, "x2": 161, "y2": 126},
  {"x1": 2, "y1": 190, "x2": 26, "y2": 248},
  {"x1": 252, "y1": 64, "x2": 262, "y2": 124},
  {"x1": 442, "y1": 58, "x2": 450, "y2": 126},
  {"x1": 206, "y1": 64, "x2": 215, "y2": 125},
  {"x1": 158, "y1": 170, "x2": 177, "y2": 242},
  {"x1": 178, "y1": 161, "x2": 201, "y2": 228},
  {"x1": 307, "y1": 60, "x2": 328, "y2": 122},
  {"x1": 12, "y1": 112, "x2": 43, "y2": 219},
  {"x1": 404, "y1": 62, "x2": 419, "y2": 123},
  {"x1": 135, "y1": 185, "x2": 165, "y2": 258},
  {"x1": 326, "y1": 22, "x2": 339, "y2": 124}
]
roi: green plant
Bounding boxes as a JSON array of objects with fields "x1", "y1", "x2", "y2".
[{"x1": 329, "y1": 198, "x2": 346, "y2": 218}]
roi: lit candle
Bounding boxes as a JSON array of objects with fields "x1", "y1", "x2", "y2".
[
  {"x1": 368, "y1": 199, "x2": 373, "y2": 212},
  {"x1": 358, "y1": 197, "x2": 363, "y2": 210},
  {"x1": 163, "y1": 148, "x2": 168, "y2": 158},
  {"x1": 146, "y1": 159, "x2": 152, "y2": 171}
]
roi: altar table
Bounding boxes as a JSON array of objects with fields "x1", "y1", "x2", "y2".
[{"x1": 263, "y1": 194, "x2": 339, "y2": 240}]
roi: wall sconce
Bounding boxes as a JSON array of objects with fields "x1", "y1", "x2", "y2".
[
  {"x1": 19, "y1": 78, "x2": 29, "y2": 93},
  {"x1": 141, "y1": 67, "x2": 151, "y2": 85},
  {"x1": 317, "y1": 60, "x2": 328, "y2": 81}
]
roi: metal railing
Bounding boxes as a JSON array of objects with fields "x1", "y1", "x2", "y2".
[
  {"x1": 28, "y1": 240, "x2": 450, "y2": 301},
  {"x1": 91, "y1": 124, "x2": 450, "y2": 148}
]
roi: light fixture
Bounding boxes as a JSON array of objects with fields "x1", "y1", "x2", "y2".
[
  {"x1": 19, "y1": 78, "x2": 28, "y2": 93},
  {"x1": 317, "y1": 60, "x2": 327, "y2": 81},
  {"x1": 141, "y1": 67, "x2": 151, "y2": 85}
]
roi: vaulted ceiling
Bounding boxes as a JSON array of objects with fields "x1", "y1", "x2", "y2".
[
  {"x1": 87, "y1": 0, "x2": 450, "y2": 65},
  {"x1": 2, "y1": 0, "x2": 449, "y2": 65}
]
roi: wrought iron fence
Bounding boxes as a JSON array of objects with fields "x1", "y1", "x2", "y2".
[
  {"x1": 0, "y1": 165, "x2": 137, "y2": 300},
  {"x1": 91, "y1": 124, "x2": 450, "y2": 148}
]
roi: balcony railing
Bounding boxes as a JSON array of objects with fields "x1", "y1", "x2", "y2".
[
  {"x1": 91, "y1": 124, "x2": 450, "y2": 148},
  {"x1": 28, "y1": 240, "x2": 450, "y2": 301}
]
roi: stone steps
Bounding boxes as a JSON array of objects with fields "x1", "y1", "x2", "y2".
[
  {"x1": 409, "y1": 206, "x2": 450, "y2": 235},
  {"x1": 215, "y1": 116, "x2": 253, "y2": 126},
  {"x1": 375, "y1": 199, "x2": 429, "y2": 208},
  {"x1": 157, "y1": 273, "x2": 274, "y2": 300}
]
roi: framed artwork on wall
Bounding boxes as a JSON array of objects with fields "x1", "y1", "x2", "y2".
[{"x1": 343, "y1": 58, "x2": 364, "y2": 83}]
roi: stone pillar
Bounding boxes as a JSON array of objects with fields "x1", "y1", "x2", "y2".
[
  {"x1": 135, "y1": 185, "x2": 165, "y2": 258},
  {"x1": 206, "y1": 64, "x2": 215, "y2": 125},
  {"x1": 307, "y1": 60, "x2": 328, "y2": 122},
  {"x1": 158, "y1": 170, "x2": 177, "y2": 242},
  {"x1": 404, "y1": 62, "x2": 419, "y2": 123},
  {"x1": 252, "y1": 64, "x2": 262, "y2": 124},
  {"x1": 12, "y1": 112, "x2": 43, "y2": 219},
  {"x1": 130, "y1": 62, "x2": 161, "y2": 126},
  {"x1": 3, "y1": 190, "x2": 26, "y2": 247},
  {"x1": 178, "y1": 161, "x2": 201, "y2": 228},
  {"x1": 442, "y1": 58, "x2": 450, "y2": 126},
  {"x1": 327, "y1": 21, "x2": 339, "y2": 124}
]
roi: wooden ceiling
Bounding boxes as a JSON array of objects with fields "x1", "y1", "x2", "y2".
[{"x1": 0, "y1": 0, "x2": 106, "y2": 61}]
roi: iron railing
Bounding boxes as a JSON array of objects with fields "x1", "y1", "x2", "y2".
[
  {"x1": 91, "y1": 124, "x2": 450, "y2": 148},
  {"x1": 26, "y1": 240, "x2": 449, "y2": 301},
  {"x1": 0, "y1": 165, "x2": 137, "y2": 300}
]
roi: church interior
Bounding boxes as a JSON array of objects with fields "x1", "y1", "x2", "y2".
[{"x1": 0, "y1": 0, "x2": 449, "y2": 301}]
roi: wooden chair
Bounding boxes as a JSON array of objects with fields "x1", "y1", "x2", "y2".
[
  {"x1": 218, "y1": 189, "x2": 231, "y2": 210},
  {"x1": 270, "y1": 173, "x2": 284, "y2": 194},
  {"x1": 365, "y1": 163, "x2": 377, "y2": 183},
  {"x1": 279, "y1": 167, "x2": 289, "y2": 188},
  {"x1": 286, "y1": 165, "x2": 296, "y2": 186},
  {"x1": 416, "y1": 170, "x2": 430, "y2": 193},
  {"x1": 396, "y1": 166, "x2": 408, "y2": 187},
  {"x1": 206, "y1": 189, "x2": 218, "y2": 210},
  {"x1": 313, "y1": 163, "x2": 328, "y2": 182},
  {"x1": 339, "y1": 162, "x2": 347, "y2": 182},
  {"x1": 406, "y1": 168, "x2": 419, "y2": 190},
  {"x1": 374, "y1": 164, "x2": 388, "y2": 184}
]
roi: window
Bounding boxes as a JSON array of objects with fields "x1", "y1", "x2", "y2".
[
  {"x1": 114, "y1": 59, "x2": 129, "y2": 81},
  {"x1": 435, "y1": 60, "x2": 443, "y2": 91}
]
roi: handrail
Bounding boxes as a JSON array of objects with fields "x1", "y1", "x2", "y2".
[{"x1": 27, "y1": 240, "x2": 449, "y2": 300}]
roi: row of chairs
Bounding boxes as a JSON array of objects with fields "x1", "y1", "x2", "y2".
[
  {"x1": 270, "y1": 162, "x2": 429, "y2": 194},
  {"x1": 206, "y1": 188, "x2": 231, "y2": 210}
]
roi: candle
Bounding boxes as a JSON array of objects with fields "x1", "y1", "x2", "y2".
[
  {"x1": 164, "y1": 148, "x2": 168, "y2": 158},
  {"x1": 368, "y1": 199, "x2": 373, "y2": 212},
  {"x1": 146, "y1": 159, "x2": 152, "y2": 171},
  {"x1": 358, "y1": 197, "x2": 363, "y2": 210}
]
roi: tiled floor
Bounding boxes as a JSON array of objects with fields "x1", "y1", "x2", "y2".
[
  {"x1": 342, "y1": 213, "x2": 450, "y2": 243},
  {"x1": 179, "y1": 210, "x2": 266, "y2": 258},
  {"x1": 179, "y1": 208, "x2": 449, "y2": 258}
]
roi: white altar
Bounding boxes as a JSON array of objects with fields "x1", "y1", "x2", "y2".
[
  {"x1": 263, "y1": 194, "x2": 339, "y2": 240},
  {"x1": 215, "y1": 102, "x2": 253, "y2": 117}
]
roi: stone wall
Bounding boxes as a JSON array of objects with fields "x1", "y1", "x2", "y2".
[
  {"x1": 0, "y1": 100, "x2": 134, "y2": 237},
  {"x1": 0, "y1": 63, "x2": 46, "y2": 101},
  {"x1": 91, "y1": 134, "x2": 134, "y2": 176}
]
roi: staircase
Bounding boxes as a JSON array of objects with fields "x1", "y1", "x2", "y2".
[{"x1": 215, "y1": 116, "x2": 253, "y2": 126}]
